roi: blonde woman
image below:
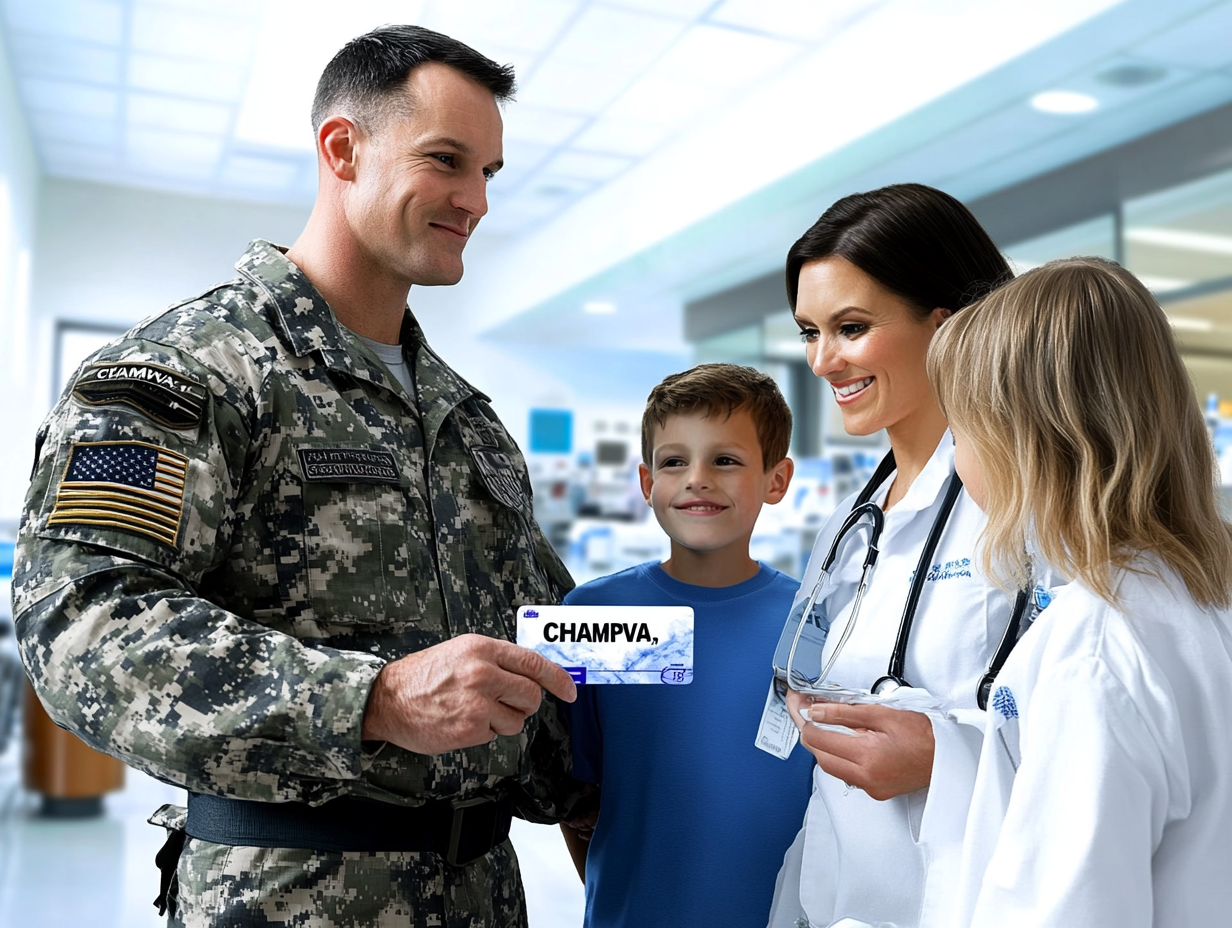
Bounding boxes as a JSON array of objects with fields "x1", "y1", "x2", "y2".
[{"x1": 928, "y1": 257, "x2": 1232, "y2": 927}]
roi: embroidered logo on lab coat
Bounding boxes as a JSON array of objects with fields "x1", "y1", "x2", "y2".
[
  {"x1": 992, "y1": 686, "x2": 1018, "y2": 719},
  {"x1": 909, "y1": 557, "x2": 973, "y2": 583}
]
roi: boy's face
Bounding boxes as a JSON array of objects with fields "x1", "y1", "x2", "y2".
[{"x1": 639, "y1": 408, "x2": 793, "y2": 558}]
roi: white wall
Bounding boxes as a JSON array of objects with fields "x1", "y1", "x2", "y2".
[{"x1": 0, "y1": 27, "x2": 40, "y2": 533}]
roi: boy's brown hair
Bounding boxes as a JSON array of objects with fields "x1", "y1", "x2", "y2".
[{"x1": 641, "y1": 363, "x2": 792, "y2": 469}]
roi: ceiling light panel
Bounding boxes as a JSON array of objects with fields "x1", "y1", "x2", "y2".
[
  {"x1": 22, "y1": 78, "x2": 118, "y2": 118},
  {"x1": 41, "y1": 142, "x2": 121, "y2": 173},
  {"x1": 503, "y1": 106, "x2": 588, "y2": 146},
  {"x1": 234, "y1": 0, "x2": 427, "y2": 151},
  {"x1": 138, "y1": 0, "x2": 264, "y2": 18},
  {"x1": 572, "y1": 116, "x2": 673, "y2": 157},
  {"x1": 604, "y1": 0, "x2": 715, "y2": 19},
  {"x1": 646, "y1": 24, "x2": 804, "y2": 89},
  {"x1": 421, "y1": 0, "x2": 578, "y2": 55},
  {"x1": 604, "y1": 76, "x2": 726, "y2": 128},
  {"x1": 542, "y1": 150, "x2": 633, "y2": 182},
  {"x1": 11, "y1": 37, "x2": 122, "y2": 83},
  {"x1": 127, "y1": 94, "x2": 233, "y2": 134},
  {"x1": 3, "y1": 0, "x2": 124, "y2": 44},
  {"x1": 550, "y1": 6, "x2": 687, "y2": 73},
  {"x1": 130, "y1": 5, "x2": 258, "y2": 66},
  {"x1": 128, "y1": 54, "x2": 248, "y2": 102},
  {"x1": 32, "y1": 111, "x2": 122, "y2": 147},
  {"x1": 219, "y1": 155, "x2": 299, "y2": 189},
  {"x1": 709, "y1": 0, "x2": 886, "y2": 42},
  {"x1": 491, "y1": 139, "x2": 555, "y2": 188},
  {"x1": 518, "y1": 59, "x2": 637, "y2": 114}
]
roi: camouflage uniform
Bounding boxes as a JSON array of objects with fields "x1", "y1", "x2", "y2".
[{"x1": 12, "y1": 240, "x2": 576, "y2": 927}]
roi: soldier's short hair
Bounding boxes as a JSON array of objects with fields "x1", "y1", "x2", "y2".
[
  {"x1": 311, "y1": 25, "x2": 516, "y2": 134},
  {"x1": 641, "y1": 364, "x2": 792, "y2": 470}
]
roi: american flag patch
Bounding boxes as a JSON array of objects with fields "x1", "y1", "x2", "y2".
[{"x1": 48, "y1": 441, "x2": 189, "y2": 547}]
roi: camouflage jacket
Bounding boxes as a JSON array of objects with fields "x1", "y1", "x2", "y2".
[{"x1": 13, "y1": 240, "x2": 575, "y2": 817}]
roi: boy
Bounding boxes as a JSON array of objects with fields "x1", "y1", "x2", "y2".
[{"x1": 561, "y1": 363, "x2": 815, "y2": 927}]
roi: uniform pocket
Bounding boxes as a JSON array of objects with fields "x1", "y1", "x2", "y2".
[{"x1": 292, "y1": 443, "x2": 419, "y2": 629}]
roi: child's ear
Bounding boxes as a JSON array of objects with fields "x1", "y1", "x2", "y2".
[
  {"x1": 764, "y1": 457, "x2": 794, "y2": 505},
  {"x1": 638, "y1": 462, "x2": 654, "y2": 505}
]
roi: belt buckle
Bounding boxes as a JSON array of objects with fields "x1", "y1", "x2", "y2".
[{"x1": 447, "y1": 796, "x2": 497, "y2": 867}]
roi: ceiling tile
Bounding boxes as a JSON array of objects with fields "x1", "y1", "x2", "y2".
[
  {"x1": 518, "y1": 58, "x2": 636, "y2": 113},
  {"x1": 41, "y1": 140, "x2": 121, "y2": 172},
  {"x1": 604, "y1": 75, "x2": 725, "y2": 127},
  {"x1": 503, "y1": 106, "x2": 588, "y2": 145},
  {"x1": 492, "y1": 139, "x2": 556, "y2": 189},
  {"x1": 602, "y1": 0, "x2": 714, "y2": 19},
  {"x1": 648, "y1": 24, "x2": 803, "y2": 88},
  {"x1": 572, "y1": 116, "x2": 673, "y2": 156},
  {"x1": 131, "y1": 5, "x2": 257, "y2": 65},
  {"x1": 421, "y1": 0, "x2": 580, "y2": 55},
  {"x1": 21, "y1": 78, "x2": 119, "y2": 118},
  {"x1": 10, "y1": 37, "x2": 123, "y2": 84},
  {"x1": 219, "y1": 155, "x2": 299, "y2": 189},
  {"x1": 708, "y1": 0, "x2": 886, "y2": 41},
  {"x1": 126, "y1": 127, "x2": 223, "y2": 172},
  {"x1": 30, "y1": 110, "x2": 122, "y2": 147},
  {"x1": 551, "y1": 5, "x2": 687, "y2": 71},
  {"x1": 136, "y1": 0, "x2": 265, "y2": 20},
  {"x1": 127, "y1": 54, "x2": 247, "y2": 102},
  {"x1": 542, "y1": 150, "x2": 633, "y2": 182},
  {"x1": 3, "y1": 0, "x2": 124, "y2": 45},
  {"x1": 127, "y1": 94, "x2": 234, "y2": 134}
]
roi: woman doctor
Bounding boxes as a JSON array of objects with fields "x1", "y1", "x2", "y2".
[{"x1": 767, "y1": 183, "x2": 1025, "y2": 928}]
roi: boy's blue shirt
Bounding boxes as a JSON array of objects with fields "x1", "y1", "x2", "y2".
[{"x1": 564, "y1": 560, "x2": 814, "y2": 928}]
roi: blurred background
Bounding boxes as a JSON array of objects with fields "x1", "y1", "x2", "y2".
[{"x1": 3, "y1": 0, "x2": 1232, "y2": 924}]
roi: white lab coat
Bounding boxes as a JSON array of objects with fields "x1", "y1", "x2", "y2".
[
  {"x1": 954, "y1": 563, "x2": 1232, "y2": 928},
  {"x1": 772, "y1": 435, "x2": 1024, "y2": 928}
]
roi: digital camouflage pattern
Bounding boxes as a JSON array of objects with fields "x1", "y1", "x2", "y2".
[{"x1": 13, "y1": 240, "x2": 577, "y2": 925}]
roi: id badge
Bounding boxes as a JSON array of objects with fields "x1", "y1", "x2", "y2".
[{"x1": 516, "y1": 605, "x2": 693, "y2": 684}]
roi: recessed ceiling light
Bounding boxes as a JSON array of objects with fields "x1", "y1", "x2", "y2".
[
  {"x1": 1030, "y1": 90, "x2": 1099, "y2": 115},
  {"x1": 584, "y1": 300, "x2": 617, "y2": 315}
]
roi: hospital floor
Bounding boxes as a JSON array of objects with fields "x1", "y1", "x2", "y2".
[{"x1": 0, "y1": 738, "x2": 585, "y2": 927}]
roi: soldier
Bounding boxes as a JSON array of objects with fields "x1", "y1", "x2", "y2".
[{"x1": 11, "y1": 25, "x2": 580, "y2": 928}]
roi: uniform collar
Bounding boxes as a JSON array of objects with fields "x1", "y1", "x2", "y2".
[
  {"x1": 234, "y1": 239, "x2": 488, "y2": 414},
  {"x1": 883, "y1": 430, "x2": 956, "y2": 516}
]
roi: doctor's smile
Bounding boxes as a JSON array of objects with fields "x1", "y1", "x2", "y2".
[{"x1": 830, "y1": 375, "x2": 874, "y2": 403}]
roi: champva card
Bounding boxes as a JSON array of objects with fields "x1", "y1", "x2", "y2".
[{"x1": 516, "y1": 605, "x2": 694, "y2": 685}]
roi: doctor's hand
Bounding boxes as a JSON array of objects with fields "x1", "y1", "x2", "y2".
[
  {"x1": 785, "y1": 691, "x2": 934, "y2": 801},
  {"x1": 361, "y1": 634, "x2": 577, "y2": 755}
]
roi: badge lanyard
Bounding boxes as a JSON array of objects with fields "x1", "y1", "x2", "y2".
[{"x1": 776, "y1": 450, "x2": 1028, "y2": 709}]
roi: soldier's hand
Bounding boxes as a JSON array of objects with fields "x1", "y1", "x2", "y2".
[{"x1": 360, "y1": 633, "x2": 577, "y2": 755}]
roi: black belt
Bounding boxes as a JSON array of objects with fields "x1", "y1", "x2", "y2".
[{"x1": 185, "y1": 792, "x2": 514, "y2": 866}]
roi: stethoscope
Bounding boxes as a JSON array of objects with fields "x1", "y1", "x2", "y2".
[{"x1": 775, "y1": 451, "x2": 1028, "y2": 710}]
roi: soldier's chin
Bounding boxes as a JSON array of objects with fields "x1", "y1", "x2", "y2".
[{"x1": 414, "y1": 259, "x2": 466, "y2": 287}]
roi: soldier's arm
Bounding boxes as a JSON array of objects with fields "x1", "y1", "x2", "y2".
[{"x1": 13, "y1": 335, "x2": 384, "y2": 802}]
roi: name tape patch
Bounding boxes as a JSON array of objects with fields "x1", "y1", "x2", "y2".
[
  {"x1": 297, "y1": 448, "x2": 400, "y2": 484},
  {"x1": 73, "y1": 362, "x2": 207, "y2": 430},
  {"x1": 48, "y1": 441, "x2": 188, "y2": 548}
]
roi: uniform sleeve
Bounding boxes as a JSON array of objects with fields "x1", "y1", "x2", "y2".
[
  {"x1": 12, "y1": 338, "x2": 385, "y2": 803},
  {"x1": 964, "y1": 660, "x2": 1165, "y2": 928}
]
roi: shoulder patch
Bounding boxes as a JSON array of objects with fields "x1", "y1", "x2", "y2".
[
  {"x1": 73, "y1": 361, "x2": 207, "y2": 430},
  {"x1": 47, "y1": 441, "x2": 188, "y2": 548}
]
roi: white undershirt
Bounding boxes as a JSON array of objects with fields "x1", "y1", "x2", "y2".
[{"x1": 347, "y1": 327, "x2": 415, "y2": 398}]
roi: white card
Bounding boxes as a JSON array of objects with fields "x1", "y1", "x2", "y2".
[
  {"x1": 516, "y1": 605, "x2": 693, "y2": 685},
  {"x1": 755, "y1": 679, "x2": 801, "y2": 759}
]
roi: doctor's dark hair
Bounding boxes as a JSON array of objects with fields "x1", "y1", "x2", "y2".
[
  {"x1": 929, "y1": 257, "x2": 1232, "y2": 609},
  {"x1": 311, "y1": 25, "x2": 516, "y2": 134},
  {"x1": 641, "y1": 364, "x2": 792, "y2": 470},
  {"x1": 785, "y1": 183, "x2": 1011, "y2": 315}
]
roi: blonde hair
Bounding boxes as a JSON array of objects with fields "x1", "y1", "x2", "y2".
[{"x1": 928, "y1": 256, "x2": 1232, "y2": 608}]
